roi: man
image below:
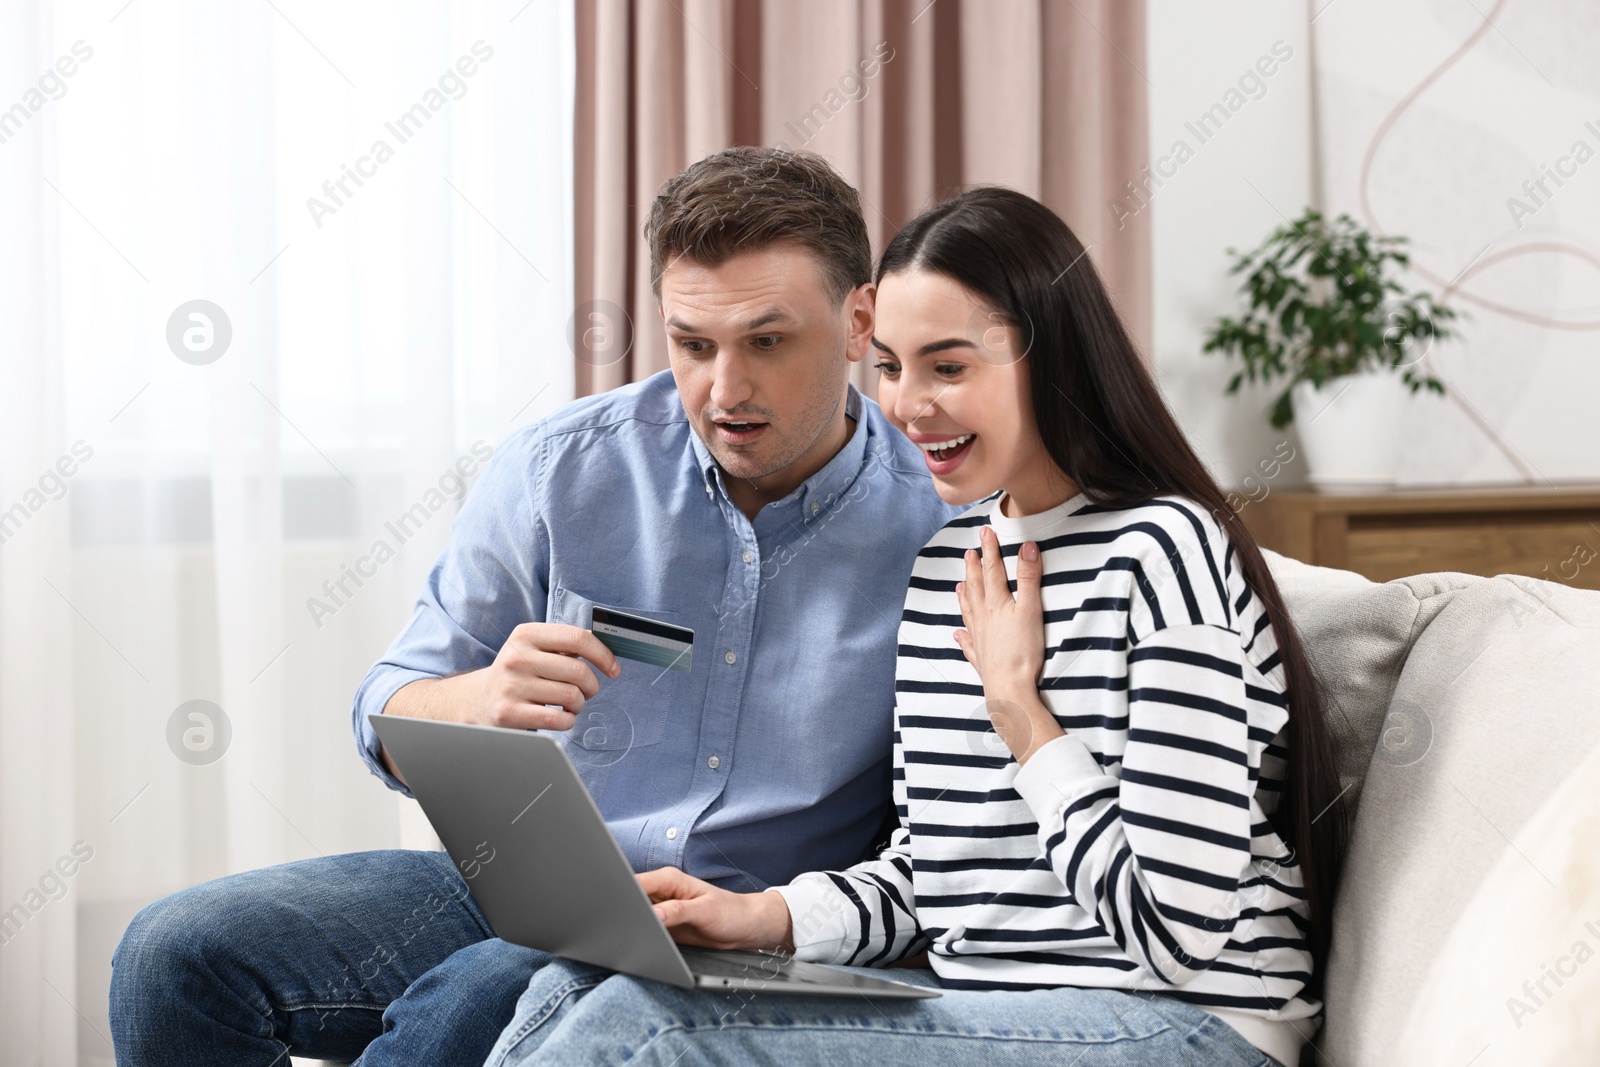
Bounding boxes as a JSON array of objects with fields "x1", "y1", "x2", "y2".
[{"x1": 108, "y1": 145, "x2": 962, "y2": 1066}]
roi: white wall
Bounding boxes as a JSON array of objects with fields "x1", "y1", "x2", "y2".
[
  {"x1": 1144, "y1": 0, "x2": 1318, "y2": 491},
  {"x1": 1146, "y1": 0, "x2": 1600, "y2": 490},
  {"x1": 1312, "y1": 0, "x2": 1600, "y2": 485}
]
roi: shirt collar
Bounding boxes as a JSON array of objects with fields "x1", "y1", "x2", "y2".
[{"x1": 687, "y1": 385, "x2": 868, "y2": 523}]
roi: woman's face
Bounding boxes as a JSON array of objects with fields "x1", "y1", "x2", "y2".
[{"x1": 873, "y1": 268, "x2": 1070, "y2": 512}]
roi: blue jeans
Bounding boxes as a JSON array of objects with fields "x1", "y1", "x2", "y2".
[
  {"x1": 108, "y1": 849, "x2": 549, "y2": 1066},
  {"x1": 484, "y1": 957, "x2": 1287, "y2": 1067}
]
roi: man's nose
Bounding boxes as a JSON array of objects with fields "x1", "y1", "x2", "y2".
[{"x1": 709, "y1": 351, "x2": 754, "y2": 411}]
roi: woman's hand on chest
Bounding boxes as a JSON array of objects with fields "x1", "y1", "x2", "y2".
[{"x1": 952, "y1": 524, "x2": 1064, "y2": 765}]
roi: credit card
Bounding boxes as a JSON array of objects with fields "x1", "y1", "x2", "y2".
[{"x1": 591, "y1": 606, "x2": 695, "y2": 674}]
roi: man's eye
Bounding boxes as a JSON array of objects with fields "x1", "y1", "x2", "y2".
[
  {"x1": 679, "y1": 339, "x2": 709, "y2": 354},
  {"x1": 753, "y1": 336, "x2": 781, "y2": 349}
]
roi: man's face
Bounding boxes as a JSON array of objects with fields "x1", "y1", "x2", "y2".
[{"x1": 661, "y1": 243, "x2": 871, "y2": 489}]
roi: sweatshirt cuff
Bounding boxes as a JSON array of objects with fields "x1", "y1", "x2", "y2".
[
  {"x1": 769, "y1": 876, "x2": 855, "y2": 964},
  {"x1": 1013, "y1": 732, "x2": 1111, "y2": 825}
]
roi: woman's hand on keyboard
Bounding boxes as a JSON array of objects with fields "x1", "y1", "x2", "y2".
[{"x1": 637, "y1": 867, "x2": 795, "y2": 954}]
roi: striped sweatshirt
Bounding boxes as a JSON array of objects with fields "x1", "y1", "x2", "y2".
[{"x1": 772, "y1": 490, "x2": 1320, "y2": 1067}]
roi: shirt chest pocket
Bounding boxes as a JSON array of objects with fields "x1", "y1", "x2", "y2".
[{"x1": 548, "y1": 587, "x2": 685, "y2": 752}]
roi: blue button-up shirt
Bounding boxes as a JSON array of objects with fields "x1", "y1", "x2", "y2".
[{"x1": 352, "y1": 369, "x2": 962, "y2": 891}]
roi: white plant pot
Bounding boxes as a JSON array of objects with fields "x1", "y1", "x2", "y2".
[{"x1": 1290, "y1": 370, "x2": 1408, "y2": 489}]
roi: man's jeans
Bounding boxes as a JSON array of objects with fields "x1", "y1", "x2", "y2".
[
  {"x1": 485, "y1": 957, "x2": 1287, "y2": 1067},
  {"x1": 109, "y1": 850, "x2": 544, "y2": 1066}
]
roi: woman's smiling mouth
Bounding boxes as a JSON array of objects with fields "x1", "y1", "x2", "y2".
[{"x1": 912, "y1": 432, "x2": 976, "y2": 474}]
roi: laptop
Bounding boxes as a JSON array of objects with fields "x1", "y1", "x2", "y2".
[{"x1": 367, "y1": 714, "x2": 940, "y2": 999}]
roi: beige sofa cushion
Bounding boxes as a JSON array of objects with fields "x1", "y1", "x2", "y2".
[
  {"x1": 1395, "y1": 732, "x2": 1600, "y2": 1065},
  {"x1": 1262, "y1": 548, "x2": 1479, "y2": 810},
  {"x1": 1318, "y1": 574, "x2": 1600, "y2": 1066}
]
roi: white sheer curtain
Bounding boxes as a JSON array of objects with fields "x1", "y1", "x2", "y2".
[{"x1": 0, "y1": 2, "x2": 575, "y2": 1062}]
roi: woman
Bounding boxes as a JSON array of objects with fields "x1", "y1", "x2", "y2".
[{"x1": 483, "y1": 188, "x2": 1348, "y2": 1067}]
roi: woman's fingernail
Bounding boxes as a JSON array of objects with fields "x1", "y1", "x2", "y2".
[{"x1": 1023, "y1": 542, "x2": 1038, "y2": 561}]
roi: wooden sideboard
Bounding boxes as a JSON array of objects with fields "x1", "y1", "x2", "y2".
[{"x1": 1238, "y1": 484, "x2": 1600, "y2": 590}]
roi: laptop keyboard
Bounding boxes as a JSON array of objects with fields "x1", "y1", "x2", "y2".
[
  {"x1": 683, "y1": 948, "x2": 810, "y2": 981},
  {"x1": 679, "y1": 947, "x2": 941, "y2": 999}
]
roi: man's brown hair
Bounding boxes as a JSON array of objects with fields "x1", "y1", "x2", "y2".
[{"x1": 645, "y1": 146, "x2": 872, "y2": 307}]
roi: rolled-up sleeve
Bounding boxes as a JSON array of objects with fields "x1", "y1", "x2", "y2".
[{"x1": 351, "y1": 426, "x2": 548, "y2": 792}]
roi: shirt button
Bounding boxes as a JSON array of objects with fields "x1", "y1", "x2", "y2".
[
  {"x1": 810, "y1": 501, "x2": 820, "y2": 514},
  {"x1": 742, "y1": 549, "x2": 752, "y2": 564},
  {"x1": 707, "y1": 755, "x2": 720, "y2": 769},
  {"x1": 724, "y1": 650, "x2": 737, "y2": 665},
  {"x1": 666, "y1": 826, "x2": 678, "y2": 841}
]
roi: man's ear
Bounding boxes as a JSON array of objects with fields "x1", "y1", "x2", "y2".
[{"x1": 844, "y1": 282, "x2": 876, "y2": 365}]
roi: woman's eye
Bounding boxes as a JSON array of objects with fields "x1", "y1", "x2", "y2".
[
  {"x1": 935, "y1": 364, "x2": 964, "y2": 378},
  {"x1": 872, "y1": 361, "x2": 900, "y2": 377}
]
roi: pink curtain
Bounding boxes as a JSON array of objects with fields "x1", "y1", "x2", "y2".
[{"x1": 574, "y1": 0, "x2": 1151, "y2": 398}]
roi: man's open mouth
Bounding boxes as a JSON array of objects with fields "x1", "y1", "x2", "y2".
[{"x1": 714, "y1": 418, "x2": 769, "y2": 443}]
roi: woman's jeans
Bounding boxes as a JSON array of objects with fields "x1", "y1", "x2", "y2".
[
  {"x1": 108, "y1": 849, "x2": 548, "y2": 1066},
  {"x1": 484, "y1": 957, "x2": 1288, "y2": 1067}
]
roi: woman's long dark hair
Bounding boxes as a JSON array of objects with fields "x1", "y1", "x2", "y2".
[{"x1": 878, "y1": 186, "x2": 1348, "y2": 997}]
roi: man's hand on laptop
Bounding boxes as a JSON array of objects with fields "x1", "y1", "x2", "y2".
[
  {"x1": 379, "y1": 623, "x2": 622, "y2": 782},
  {"x1": 639, "y1": 867, "x2": 796, "y2": 956}
]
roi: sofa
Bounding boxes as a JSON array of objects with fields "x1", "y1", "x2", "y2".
[
  {"x1": 307, "y1": 547, "x2": 1600, "y2": 1067},
  {"x1": 1264, "y1": 548, "x2": 1600, "y2": 1066}
]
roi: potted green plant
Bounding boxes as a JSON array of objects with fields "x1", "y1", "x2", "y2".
[{"x1": 1202, "y1": 208, "x2": 1459, "y2": 488}]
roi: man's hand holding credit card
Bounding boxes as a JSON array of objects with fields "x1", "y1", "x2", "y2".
[
  {"x1": 390, "y1": 605, "x2": 692, "y2": 753},
  {"x1": 591, "y1": 607, "x2": 695, "y2": 675}
]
